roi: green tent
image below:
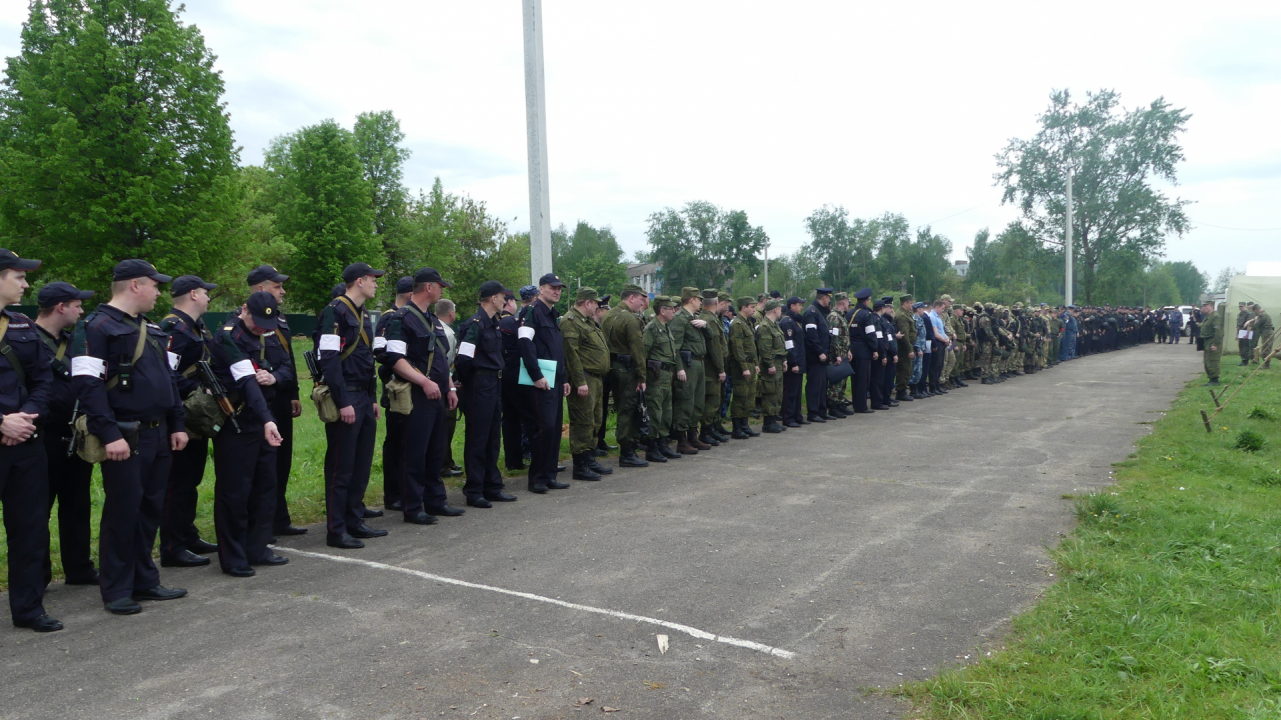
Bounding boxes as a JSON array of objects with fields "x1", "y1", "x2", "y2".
[{"x1": 1224, "y1": 275, "x2": 1281, "y2": 357}]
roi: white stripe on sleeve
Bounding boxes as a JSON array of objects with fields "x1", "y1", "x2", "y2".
[
  {"x1": 71, "y1": 356, "x2": 105, "y2": 378},
  {"x1": 784, "y1": 339, "x2": 794, "y2": 350},
  {"x1": 805, "y1": 323, "x2": 817, "y2": 330},
  {"x1": 230, "y1": 359, "x2": 255, "y2": 381},
  {"x1": 373, "y1": 336, "x2": 387, "y2": 350},
  {"x1": 457, "y1": 341, "x2": 476, "y2": 358},
  {"x1": 167, "y1": 351, "x2": 180, "y2": 370},
  {"x1": 318, "y1": 334, "x2": 341, "y2": 352},
  {"x1": 829, "y1": 327, "x2": 839, "y2": 336},
  {"x1": 864, "y1": 325, "x2": 876, "y2": 334},
  {"x1": 518, "y1": 326, "x2": 535, "y2": 340},
  {"x1": 386, "y1": 340, "x2": 407, "y2": 355}
]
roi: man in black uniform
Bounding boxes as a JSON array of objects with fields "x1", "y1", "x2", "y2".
[
  {"x1": 499, "y1": 286, "x2": 536, "y2": 471},
  {"x1": 381, "y1": 267, "x2": 463, "y2": 523},
  {"x1": 455, "y1": 280, "x2": 517, "y2": 508},
  {"x1": 210, "y1": 292, "x2": 286, "y2": 576},
  {"x1": 0, "y1": 250, "x2": 61, "y2": 632},
  {"x1": 158, "y1": 274, "x2": 219, "y2": 568},
  {"x1": 779, "y1": 296, "x2": 807, "y2": 428},
  {"x1": 802, "y1": 289, "x2": 833, "y2": 423},
  {"x1": 848, "y1": 288, "x2": 878, "y2": 414},
  {"x1": 73, "y1": 259, "x2": 189, "y2": 615},
  {"x1": 246, "y1": 265, "x2": 304, "y2": 537},
  {"x1": 518, "y1": 273, "x2": 571, "y2": 494},
  {"x1": 36, "y1": 281, "x2": 98, "y2": 589},
  {"x1": 376, "y1": 276, "x2": 413, "y2": 512},
  {"x1": 316, "y1": 262, "x2": 388, "y2": 549}
]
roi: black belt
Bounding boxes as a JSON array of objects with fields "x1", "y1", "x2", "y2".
[
  {"x1": 346, "y1": 382, "x2": 374, "y2": 392},
  {"x1": 691, "y1": 355, "x2": 705, "y2": 361},
  {"x1": 474, "y1": 368, "x2": 502, "y2": 377},
  {"x1": 141, "y1": 419, "x2": 163, "y2": 429},
  {"x1": 659, "y1": 362, "x2": 674, "y2": 371}
]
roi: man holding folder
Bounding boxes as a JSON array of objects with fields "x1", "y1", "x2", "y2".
[{"x1": 517, "y1": 273, "x2": 571, "y2": 494}]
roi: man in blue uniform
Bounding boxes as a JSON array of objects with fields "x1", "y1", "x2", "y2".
[
  {"x1": 316, "y1": 262, "x2": 388, "y2": 549},
  {"x1": 802, "y1": 289, "x2": 833, "y2": 423},
  {"x1": 455, "y1": 280, "x2": 516, "y2": 508},
  {"x1": 375, "y1": 276, "x2": 413, "y2": 512},
  {"x1": 518, "y1": 273, "x2": 571, "y2": 494},
  {"x1": 72, "y1": 259, "x2": 189, "y2": 615},
  {"x1": 848, "y1": 288, "x2": 879, "y2": 414}
]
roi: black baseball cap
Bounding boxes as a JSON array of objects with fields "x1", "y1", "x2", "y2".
[
  {"x1": 0, "y1": 249, "x2": 41, "y2": 272},
  {"x1": 171, "y1": 275, "x2": 216, "y2": 297},
  {"x1": 246, "y1": 264, "x2": 289, "y2": 286},
  {"x1": 394, "y1": 276, "x2": 414, "y2": 295},
  {"x1": 341, "y1": 262, "x2": 386, "y2": 283},
  {"x1": 786, "y1": 296, "x2": 803, "y2": 306},
  {"x1": 37, "y1": 281, "x2": 94, "y2": 308},
  {"x1": 413, "y1": 267, "x2": 453, "y2": 287},
  {"x1": 246, "y1": 291, "x2": 280, "y2": 330},
  {"x1": 538, "y1": 273, "x2": 566, "y2": 288},
  {"x1": 113, "y1": 259, "x2": 171, "y2": 283},
  {"x1": 479, "y1": 280, "x2": 510, "y2": 299}
]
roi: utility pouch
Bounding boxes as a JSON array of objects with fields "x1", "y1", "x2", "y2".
[
  {"x1": 615, "y1": 353, "x2": 632, "y2": 370},
  {"x1": 310, "y1": 384, "x2": 340, "y2": 423},
  {"x1": 385, "y1": 376, "x2": 414, "y2": 415},
  {"x1": 73, "y1": 417, "x2": 140, "y2": 464},
  {"x1": 679, "y1": 349, "x2": 693, "y2": 367}
]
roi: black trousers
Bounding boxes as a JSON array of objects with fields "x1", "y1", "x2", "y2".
[
  {"x1": 2, "y1": 440, "x2": 50, "y2": 621},
  {"x1": 399, "y1": 388, "x2": 449, "y2": 516},
  {"x1": 381, "y1": 411, "x2": 407, "y2": 508},
  {"x1": 271, "y1": 394, "x2": 296, "y2": 529},
  {"x1": 869, "y1": 357, "x2": 886, "y2": 407},
  {"x1": 783, "y1": 370, "x2": 804, "y2": 423},
  {"x1": 213, "y1": 428, "x2": 277, "y2": 570},
  {"x1": 500, "y1": 376, "x2": 524, "y2": 469},
  {"x1": 851, "y1": 358, "x2": 872, "y2": 412},
  {"x1": 461, "y1": 373, "x2": 504, "y2": 501},
  {"x1": 323, "y1": 391, "x2": 376, "y2": 538},
  {"x1": 805, "y1": 365, "x2": 828, "y2": 416},
  {"x1": 929, "y1": 349, "x2": 945, "y2": 390},
  {"x1": 881, "y1": 358, "x2": 896, "y2": 402},
  {"x1": 160, "y1": 437, "x2": 208, "y2": 559},
  {"x1": 519, "y1": 384, "x2": 563, "y2": 486},
  {"x1": 42, "y1": 429, "x2": 94, "y2": 584},
  {"x1": 99, "y1": 423, "x2": 171, "y2": 603}
]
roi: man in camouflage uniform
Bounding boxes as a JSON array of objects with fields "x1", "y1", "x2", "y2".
[
  {"x1": 697, "y1": 289, "x2": 729, "y2": 446},
  {"x1": 826, "y1": 292, "x2": 851, "y2": 411},
  {"x1": 1047, "y1": 306, "x2": 1062, "y2": 367},
  {"x1": 893, "y1": 295, "x2": 917, "y2": 402},
  {"x1": 668, "y1": 287, "x2": 709, "y2": 454},
  {"x1": 1236, "y1": 301, "x2": 1253, "y2": 366},
  {"x1": 562, "y1": 287, "x2": 614, "y2": 481},
  {"x1": 1200, "y1": 300, "x2": 1223, "y2": 385},
  {"x1": 601, "y1": 284, "x2": 650, "y2": 468},
  {"x1": 728, "y1": 297, "x2": 759, "y2": 439},
  {"x1": 979, "y1": 303, "x2": 1001, "y2": 383},
  {"x1": 948, "y1": 304, "x2": 970, "y2": 387},
  {"x1": 1249, "y1": 302, "x2": 1273, "y2": 369},
  {"x1": 756, "y1": 299, "x2": 787, "y2": 433},
  {"x1": 643, "y1": 296, "x2": 681, "y2": 460}
]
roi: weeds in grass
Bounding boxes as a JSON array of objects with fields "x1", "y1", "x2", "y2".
[
  {"x1": 1235, "y1": 429, "x2": 1266, "y2": 452},
  {"x1": 1246, "y1": 406, "x2": 1275, "y2": 421},
  {"x1": 1072, "y1": 494, "x2": 1126, "y2": 525}
]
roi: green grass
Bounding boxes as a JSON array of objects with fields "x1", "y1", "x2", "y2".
[
  {"x1": 1, "y1": 338, "x2": 615, "y2": 588},
  {"x1": 900, "y1": 368, "x2": 1281, "y2": 719}
]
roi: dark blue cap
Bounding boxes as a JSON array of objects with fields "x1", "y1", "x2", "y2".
[
  {"x1": 873, "y1": 300, "x2": 885, "y2": 311},
  {"x1": 853, "y1": 288, "x2": 873, "y2": 300},
  {"x1": 247, "y1": 264, "x2": 289, "y2": 286},
  {"x1": 815, "y1": 288, "x2": 833, "y2": 295},
  {"x1": 37, "y1": 281, "x2": 93, "y2": 308},
  {"x1": 479, "y1": 280, "x2": 510, "y2": 299},
  {"x1": 341, "y1": 262, "x2": 386, "y2": 283},
  {"x1": 413, "y1": 267, "x2": 452, "y2": 287},
  {"x1": 394, "y1": 276, "x2": 414, "y2": 295},
  {"x1": 246, "y1": 291, "x2": 279, "y2": 330},
  {"x1": 519, "y1": 285, "x2": 538, "y2": 300},
  {"x1": 786, "y1": 296, "x2": 803, "y2": 306},
  {"x1": 769, "y1": 290, "x2": 782, "y2": 298},
  {"x1": 0, "y1": 249, "x2": 41, "y2": 272},
  {"x1": 331, "y1": 283, "x2": 346, "y2": 299},
  {"x1": 538, "y1": 273, "x2": 566, "y2": 288},
  {"x1": 171, "y1": 275, "x2": 216, "y2": 297},
  {"x1": 113, "y1": 259, "x2": 171, "y2": 284}
]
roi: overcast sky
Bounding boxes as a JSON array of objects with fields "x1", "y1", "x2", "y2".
[{"x1": 3, "y1": 1, "x2": 1279, "y2": 281}]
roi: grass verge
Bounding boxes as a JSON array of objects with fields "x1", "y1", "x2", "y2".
[{"x1": 900, "y1": 366, "x2": 1281, "y2": 719}]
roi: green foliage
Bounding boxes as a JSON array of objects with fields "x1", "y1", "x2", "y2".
[
  {"x1": 264, "y1": 119, "x2": 380, "y2": 312},
  {"x1": 552, "y1": 220, "x2": 627, "y2": 299},
  {"x1": 1168, "y1": 261, "x2": 1208, "y2": 305},
  {"x1": 0, "y1": 0, "x2": 240, "y2": 295},
  {"x1": 1246, "y1": 406, "x2": 1274, "y2": 421},
  {"x1": 645, "y1": 201, "x2": 767, "y2": 291},
  {"x1": 996, "y1": 89, "x2": 1191, "y2": 304},
  {"x1": 1234, "y1": 429, "x2": 1264, "y2": 453},
  {"x1": 353, "y1": 110, "x2": 410, "y2": 306},
  {"x1": 1072, "y1": 493, "x2": 1126, "y2": 525}
]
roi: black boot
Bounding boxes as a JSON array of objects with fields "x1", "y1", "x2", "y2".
[
  {"x1": 731, "y1": 417, "x2": 751, "y2": 439},
  {"x1": 572, "y1": 453, "x2": 602, "y2": 481},
  {"x1": 644, "y1": 440, "x2": 667, "y2": 463},
  {"x1": 659, "y1": 439, "x2": 682, "y2": 459},
  {"x1": 743, "y1": 418, "x2": 760, "y2": 436},
  {"x1": 618, "y1": 442, "x2": 648, "y2": 467},
  {"x1": 699, "y1": 425, "x2": 720, "y2": 446},
  {"x1": 586, "y1": 453, "x2": 613, "y2": 475},
  {"x1": 896, "y1": 388, "x2": 912, "y2": 402},
  {"x1": 762, "y1": 415, "x2": 783, "y2": 433}
]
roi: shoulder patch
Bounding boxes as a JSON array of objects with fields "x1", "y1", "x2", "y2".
[{"x1": 223, "y1": 325, "x2": 234, "y2": 332}]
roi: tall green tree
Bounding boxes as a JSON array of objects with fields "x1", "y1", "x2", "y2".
[
  {"x1": 353, "y1": 110, "x2": 410, "y2": 275},
  {"x1": 0, "y1": 0, "x2": 240, "y2": 292},
  {"x1": 1166, "y1": 260, "x2": 1207, "y2": 305},
  {"x1": 551, "y1": 220, "x2": 627, "y2": 296},
  {"x1": 264, "y1": 120, "x2": 379, "y2": 312},
  {"x1": 645, "y1": 201, "x2": 766, "y2": 290},
  {"x1": 965, "y1": 228, "x2": 996, "y2": 287},
  {"x1": 996, "y1": 89, "x2": 1191, "y2": 303}
]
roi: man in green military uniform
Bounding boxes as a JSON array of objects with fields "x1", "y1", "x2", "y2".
[
  {"x1": 601, "y1": 284, "x2": 650, "y2": 468},
  {"x1": 756, "y1": 299, "x2": 787, "y2": 433},
  {"x1": 728, "y1": 296, "x2": 759, "y2": 439},
  {"x1": 977, "y1": 303, "x2": 999, "y2": 383},
  {"x1": 561, "y1": 287, "x2": 613, "y2": 481},
  {"x1": 949, "y1": 304, "x2": 970, "y2": 387},
  {"x1": 1200, "y1": 299, "x2": 1223, "y2": 385},
  {"x1": 643, "y1": 296, "x2": 681, "y2": 461},
  {"x1": 826, "y1": 292, "x2": 851, "y2": 410},
  {"x1": 1047, "y1": 306, "x2": 1062, "y2": 367},
  {"x1": 697, "y1": 289, "x2": 729, "y2": 446},
  {"x1": 894, "y1": 295, "x2": 917, "y2": 401},
  {"x1": 1236, "y1": 301, "x2": 1253, "y2": 366},
  {"x1": 668, "y1": 287, "x2": 709, "y2": 454},
  {"x1": 1249, "y1": 302, "x2": 1273, "y2": 369}
]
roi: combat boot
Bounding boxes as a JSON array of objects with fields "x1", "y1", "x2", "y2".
[
  {"x1": 689, "y1": 428, "x2": 711, "y2": 450},
  {"x1": 762, "y1": 415, "x2": 783, "y2": 433},
  {"x1": 743, "y1": 418, "x2": 761, "y2": 436},
  {"x1": 676, "y1": 431, "x2": 699, "y2": 455},
  {"x1": 644, "y1": 440, "x2": 667, "y2": 463},
  {"x1": 731, "y1": 418, "x2": 751, "y2": 439},
  {"x1": 618, "y1": 442, "x2": 648, "y2": 467},
  {"x1": 896, "y1": 388, "x2": 912, "y2": 402},
  {"x1": 659, "y1": 438, "x2": 682, "y2": 459},
  {"x1": 571, "y1": 453, "x2": 601, "y2": 481},
  {"x1": 586, "y1": 453, "x2": 613, "y2": 475},
  {"x1": 699, "y1": 425, "x2": 720, "y2": 446}
]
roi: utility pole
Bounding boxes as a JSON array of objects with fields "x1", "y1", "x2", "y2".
[
  {"x1": 763, "y1": 243, "x2": 769, "y2": 295},
  {"x1": 522, "y1": 0, "x2": 552, "y2": 285},
  {"x1": 1065, "y1": 166, "x2": 1074, "y2": 306}
]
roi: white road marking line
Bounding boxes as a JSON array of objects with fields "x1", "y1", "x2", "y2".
[{"x1": 282, "y1": 546, "x2": 798, "y2": 660}]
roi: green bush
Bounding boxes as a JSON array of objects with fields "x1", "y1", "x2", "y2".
[
  {"x1": 1235, "y1": 429, "x2": 1266, "y2": 453},
  {"x1": 1246, "y1": 406, "x2": 1275, "y2": 421}
]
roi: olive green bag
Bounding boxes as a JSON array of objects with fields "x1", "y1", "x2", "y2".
[{"x1": 183, "y1": 390, "x2": 228, "y2": 441}]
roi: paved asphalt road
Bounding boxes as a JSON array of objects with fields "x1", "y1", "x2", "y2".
[{"x1": 1, "y1": 343, "x2": 1200, "y2": 719}]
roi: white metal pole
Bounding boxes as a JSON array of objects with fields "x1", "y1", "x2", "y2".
[
  {"x1": 1065, "y1": 166, "x2": 1074, "y2": 306},
  {"x1": 763, "y1": 243, "x2": 769, "y2": 295},
  {"x1": 522, "y1": 0, "x2": 553, "y2": 285}
]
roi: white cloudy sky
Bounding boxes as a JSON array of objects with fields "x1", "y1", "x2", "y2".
[{"x1": 3, "y1": 1, "x2": 1280, "y2": 280}]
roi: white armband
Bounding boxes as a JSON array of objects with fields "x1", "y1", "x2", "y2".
[
  {"x1": 373, "y1": 336, "x2": 387, "y2": 350},
  {"x1": 230, "y1": 359, "x2": 255, "y2": 381},
  {"x1": 876, "y1": 331, "x2": 884, "y2": 338},
  {"x1": 865, "y1": 325, "x2": 876, "y2": 334},
  {"x1": 167, "y1": 351, "x2": 180, "y2": 370},
  {"x1": 457, "y1": 341, "x2": 476, "y2": 358},
  {"x1": 318, "y1": 334, "x2": 341, "y2": 352},
  {"x1": 71, "y1": 356, "x2": 105, "y2": 378},
  {"x1": 805, "y1": 323, "x2": 817, "y2": 330},
  {"x1": 784, "y1": 339, "x2": 794, "y2": 350},
  {"x1": 830, "y1": 327, "x2": 839, "y2": 336},
  {"x1": 386, "y1": 340, "x2": 407, "y2": 355},
  {"x1": 518, "y1": 326, "x2": 535, "y2": 341}
]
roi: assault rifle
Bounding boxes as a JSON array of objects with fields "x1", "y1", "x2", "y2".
[{"x1": 196, "y1": 360, "x2": 240, "y2": 433}]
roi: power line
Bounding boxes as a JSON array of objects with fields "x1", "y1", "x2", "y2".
[
  {"x1": 1189, "y1": 218, "x2": 1281, "y2": 232},
  {"x1": 923, "y1": 203, "x2": 990, "y2": 226}
]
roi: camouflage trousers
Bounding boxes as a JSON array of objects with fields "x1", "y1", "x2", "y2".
[
  {"x1": 673, "y1": 358, "x2": 705, "y2": 432},
  {"x1": 646, "y1": 370, "x2": 673, "y2": 440},
  {"x1": 978, "y1": 344, "x2": 995, "y2": 378},
  {"x1": 1204, "y1": 348, "x2": 1221, "y2": 381},
  {"x1": 942, "y1": 348, "x2": 956, "y2": 381},
  {"x1": 759, "y1": 369, "x2": 782, "y2": 416},
  {"x1": 567, "y1": 374, "x2": 603, "y2": 455},
  {"x1": 701, "y1": 359, "x2": 723, "y2": 426},
  {"x1": 730, "y1": 367, "x2": 758, "y2": 419},
  {"x1": 827, "y1": 375, "x2": 847, "y2": 405},
  {"x1": 609, "y1": 362, "x2": 642, "y2": 445}
]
